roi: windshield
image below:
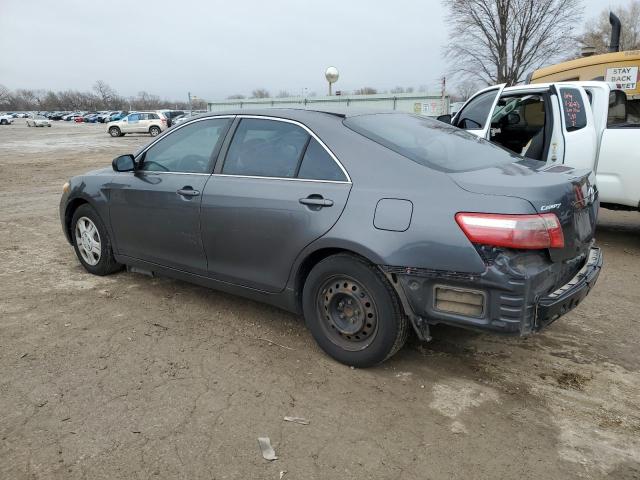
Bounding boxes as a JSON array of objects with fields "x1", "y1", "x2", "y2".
[{"x1": 343, "y1": 113, "x2": 520, "y2": 172}]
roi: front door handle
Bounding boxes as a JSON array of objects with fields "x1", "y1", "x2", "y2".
[
  {"x1": 299, "y1": 196, "x2": 333, "y2": 208},
  {"x1": 177, "y1": 187, "x2": 200, "y2": 197}
]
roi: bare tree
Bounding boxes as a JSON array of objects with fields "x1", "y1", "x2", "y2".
[
  {"x1": 454, "y1": 78, "x2": 480, "y2": 101},
  {"x1": 580, "y1": 1, "x2": 640, "y2": 54},
  {"x1": 390, "y1": 86, "x2": 406, "y2": 94},
  {"x1": 93, "y1": 80, "x2": 118, "y2": 108},
  {"x1": 353, "y1": 87, "x2": 378, "y2": 95},
  {"x1": 0, "y1": 84, "x2": 10, "y2": 106},
  {"x1": 251, "y1": 88, "x2": 270, "y2": 98},
  {"x1": 227, "y1": 94, "x2": 246, "y2": 99},
  {"x1": 276, "y1": 90, "x2": 292, "y2": 98},
  {"x1": 444, "y1": 0, "x2": 583, "y2": 86}
]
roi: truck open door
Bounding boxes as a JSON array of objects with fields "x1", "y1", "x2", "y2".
[
  {"x1": 550, "y1": 84, "x2": 598, "y2": 170},
  {"x1": 451, "y1": 84, "x2": 506, "y2": 139}
]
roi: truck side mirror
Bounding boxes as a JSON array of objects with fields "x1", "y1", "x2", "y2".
[{"x1": 436, "y1": 114, "x2": 452, "y2": 124}]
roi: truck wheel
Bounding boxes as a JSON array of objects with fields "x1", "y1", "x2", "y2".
[
  {"x1": 109, "y1": 126, "x2": 121, "y2": 137},
  {"x1": 71, "y1": 204, "x2": 122, "y2": 276},
  {"x1": 302, "y1": 253, "x2": 408, "y2": 367},
  {"x1": 149, "y1": 126, "x2": 161, "y2": 137}
]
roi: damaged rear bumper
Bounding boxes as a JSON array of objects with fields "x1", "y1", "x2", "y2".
[{"x1": 382, "y1": 246, "x2": 602, "y2": 340}]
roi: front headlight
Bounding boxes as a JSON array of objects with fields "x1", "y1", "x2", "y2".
[{"x1": 62, "y1": 182, "x2": 70, "y2": 193}]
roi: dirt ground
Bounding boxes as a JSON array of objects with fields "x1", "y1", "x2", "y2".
[{"x1": 1, "y1": 119, "x2": 639, "y2": 480}]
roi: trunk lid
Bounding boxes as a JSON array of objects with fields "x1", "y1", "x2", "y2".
[{"x1": 449, "y1": 160, "x2": 598, "y2": 262}]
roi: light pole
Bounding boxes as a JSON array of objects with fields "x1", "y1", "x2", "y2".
[{"x1": 325, "y1": 67, "x2": 339, "y2": 96}]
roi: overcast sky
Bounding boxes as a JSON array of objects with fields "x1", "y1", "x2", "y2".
[{"x1": 0, "y1": 0, "x2": 616, "y2": 101}]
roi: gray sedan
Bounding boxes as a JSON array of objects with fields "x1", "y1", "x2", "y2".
[{"x1": 60, "y1": 109, "x2": 602, "y2": 366}]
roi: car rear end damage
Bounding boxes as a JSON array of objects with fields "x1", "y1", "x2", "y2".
[{"x1": 383, "y1": 161, "x2": 602, "y2": 339}]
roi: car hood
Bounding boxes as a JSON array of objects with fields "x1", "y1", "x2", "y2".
[{"x1": 448, "y1": 160, "x2": 598, "y2": 262}]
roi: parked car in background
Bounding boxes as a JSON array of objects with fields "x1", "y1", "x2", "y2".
[
  {"x1": 156, "y1": 110, "x2": 184, "y2": 127},
  {"x1": 83, "y1": 113, "x2": 100, "y2": 123},
  {"x1": 98, "y1": 111, "x2": 119, "y2": 123},
  {"x1": 0, "y1": 113, "x2": 14, "y2": 125},
  {"x1": 63, "y1": 112, "x2": 84, "y2": 121},
  {"x1": 107, "y1": 111, "x2": 167, "y2": 137},
  {"x1": 107, "y1": 111, "x2": 128, "y2": 123},
  {"x1": 172, "y1": 111, "x2": 207, "y2": 127},
  {"x1": 62, "y1": 109, "x2": 602, "y2": 366},
  {"x1": 26, "y1": 114, "x2": 52, "y2": 127},
  {"x1": 48, "y1": 112, "x2": 67, "y2": 120}
]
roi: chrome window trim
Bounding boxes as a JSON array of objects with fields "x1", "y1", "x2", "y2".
[
  {"x1": 134, "y1": 115, "x2": 236, "y2": 165},
  {"x1": 132, "y1": 113, "x2": 352, "y2": 183},
  {"x1": 230, "y1": 114, "x2": 352, "y2": 183},
  {"x1": 115, "y1": 171, "x2": 212, "y2": 176},
  {"x1": 212, "y1": 173, "x2": 350, "y2": 184}
]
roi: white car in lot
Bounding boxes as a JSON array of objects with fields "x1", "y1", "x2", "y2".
[
  {"x1": 26, "y1": 115, "x2": 52, "y2": 127},
  {"x1": 0, "y1": 114, "x2": 14, "y2": 125},
  {"x1": 107, "y1": 111, "x2": 167, "y2": 137}
]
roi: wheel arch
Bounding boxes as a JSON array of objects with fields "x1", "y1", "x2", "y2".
[
  {"x1": 291, "y1": 242, "x2": 386, "y2": 312},
  {"x1": 64, "y1": 198, "x2": 91, "y2": 243}
]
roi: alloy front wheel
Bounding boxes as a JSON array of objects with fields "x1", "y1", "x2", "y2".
[{"x1": 75, "y1": 216, "x2": 101, "y2": 266}]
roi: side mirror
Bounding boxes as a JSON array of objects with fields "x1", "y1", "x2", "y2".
[
  {"x1": 436, "y1": 114, "x2": 452, "y2": 124},
  {"x1": 112, "y1": 154, "x2": 136, "y2": 172}
]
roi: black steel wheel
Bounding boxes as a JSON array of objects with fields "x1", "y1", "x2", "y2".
[
  {"x1": 302, "y1": 253, "x2": 408, "y2": 367},
  {"x1": 318, "y1": 275, "x2": 379, "y2": 351}
]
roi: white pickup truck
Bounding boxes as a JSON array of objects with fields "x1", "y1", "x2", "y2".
[{"x1": 442, "y1": 81, "x2": 639, "y2": 212}]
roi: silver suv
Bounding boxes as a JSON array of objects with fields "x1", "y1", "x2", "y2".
[{"x1": 107, "y1": 111, "x2": 167, "y2": 137}]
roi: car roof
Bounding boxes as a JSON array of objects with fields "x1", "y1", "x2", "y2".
[{"x1": 193, "y1": 107, "x2": 407, "y2": 121}]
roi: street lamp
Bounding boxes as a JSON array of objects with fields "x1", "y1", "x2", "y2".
[{"x1": 325, "y1": 66, "x2": 339, "y2": 96}]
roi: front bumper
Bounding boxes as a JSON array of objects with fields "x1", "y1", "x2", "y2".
[{"x1": 384, "y1": 245, "x2": 602, "y2": 338}]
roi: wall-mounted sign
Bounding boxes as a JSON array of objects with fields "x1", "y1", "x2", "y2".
[{"x1": 605, "y1": 66, "x2": 638, "y2": 91}]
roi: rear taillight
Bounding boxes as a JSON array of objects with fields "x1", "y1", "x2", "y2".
[
  {"x1": 161, "y1": 118, "x2": 167, "y2": 124},
  {"x1": 455, "y1": 212, "x2": 564, "y2": 249}
]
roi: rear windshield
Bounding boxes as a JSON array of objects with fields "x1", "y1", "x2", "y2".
[{"x1": 343, "y1": 113, "x2": 520, "y2": 172}]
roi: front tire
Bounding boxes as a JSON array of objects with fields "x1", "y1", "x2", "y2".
[
  {"x1": 109, "y1": 126, "x2": 121, "y2": 137},
  {"x1": 149, "y1": 126, "x2": 161, "y2": 137},
  {"x1": 71, "y1": 204, "x2": 122, "y2": 276},
  {"x1": 302, "y1": 254, "x2": 408, "y2": 367}
]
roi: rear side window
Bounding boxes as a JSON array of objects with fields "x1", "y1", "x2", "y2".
[
  {"x1": 223, "y1": 119, "x2": 310, "y2": 178},
  {"x1": 344, "y1": 113, "x2": 519, "y2": 173},
  {"x1": 454, "y1": 89, "x2": 499, "y2": 130},
  {"x1": 298, "y1": 138, "x2": 346, "y2": 181},
  {"x1": 148, "y1": 113, "x2": 159, "y2": 120},
  {"x1": 560, "y1": 88, "x2": 587, "y2": 131}
]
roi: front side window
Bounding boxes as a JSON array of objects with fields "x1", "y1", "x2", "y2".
[
  {"x1": 222, "y1": 119, "x2": 310, "y2": 178},
  {"x1": 608, "y1": 91, "x2": 640, "y2": 128},
  {"x1": 141, "y1": 118, "x2": 231, "y2": 173},
  {"x1": 454, "y1": 89, "x2": 499, "y2": 130},
  {"x1": 128, "y1": 113, "x2": 140, "y2": 122}
]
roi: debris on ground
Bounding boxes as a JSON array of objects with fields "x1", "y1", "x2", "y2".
[
  {"x1": 555, "y1": 371, "x2": 591, "y2": 391},
  {"x1": 258, "y1": 437, "x2": 278, "y2": 461},
  {"x1": 283, "y1": 416, "x2": 310, "y2": 425}
]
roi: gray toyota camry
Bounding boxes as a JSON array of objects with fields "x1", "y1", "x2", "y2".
[{"x1": 60, "y1": 109, "x2": 602, "y2": 367}]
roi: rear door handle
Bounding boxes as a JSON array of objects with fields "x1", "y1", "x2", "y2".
[
  {"x1": 177, "y1": 188, "x2": 200, "y2": 197},
  {"x1": 299, "y1": 196, "x2": 333, "y2": 207}
]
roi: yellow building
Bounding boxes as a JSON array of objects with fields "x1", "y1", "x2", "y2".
[{"x1": 530, "y1": 50, "x2": 640, "y2": 120}]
